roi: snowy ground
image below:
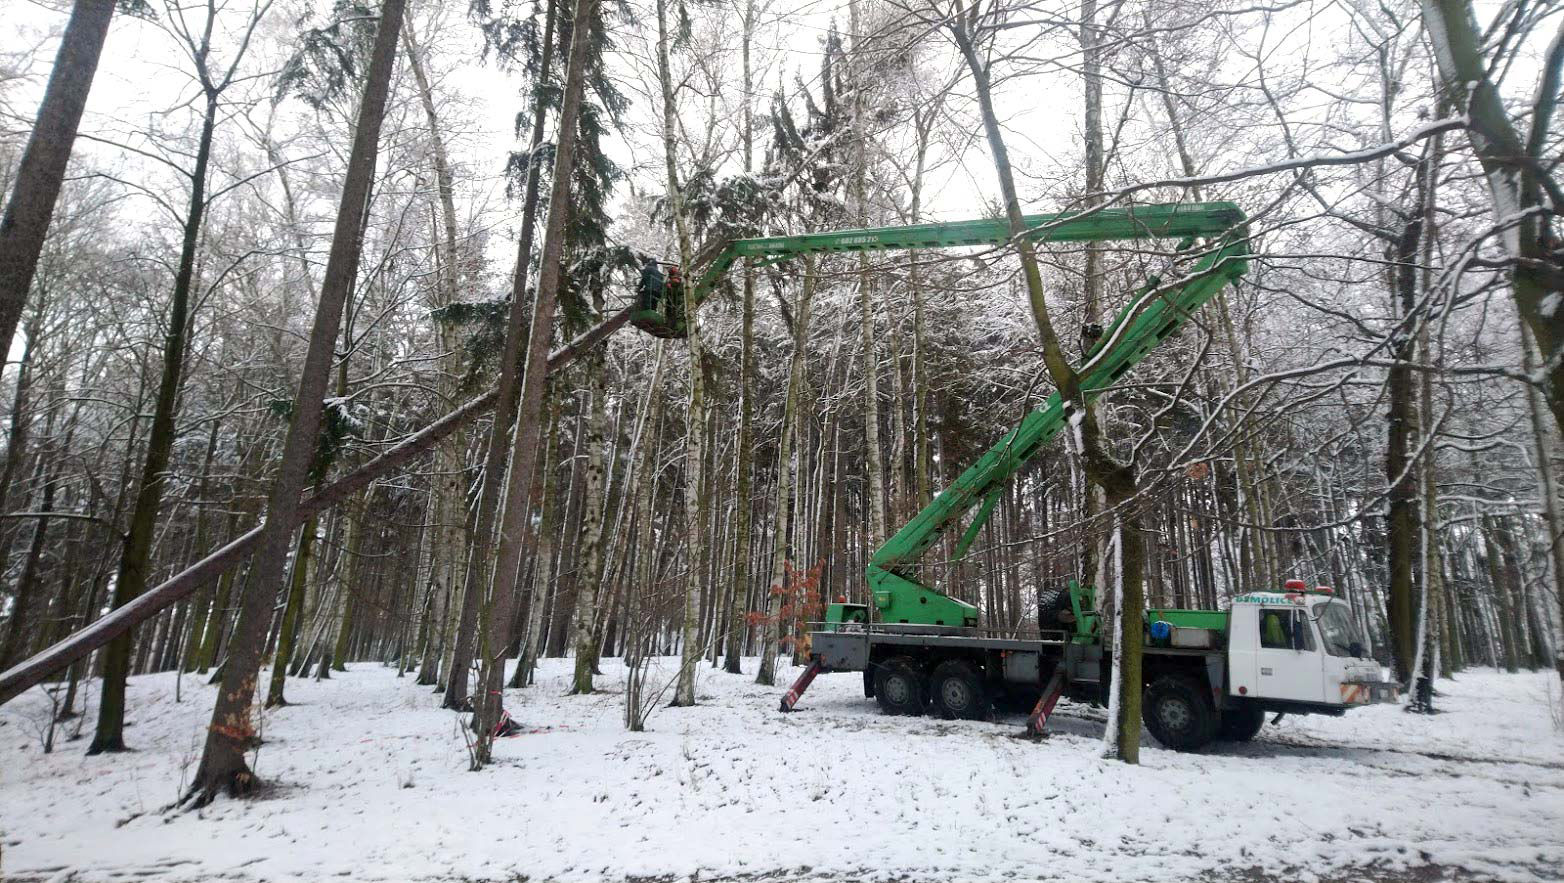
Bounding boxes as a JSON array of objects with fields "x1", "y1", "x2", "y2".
[{"x1": 1, "y1": 658, "x2": 1561, "y2": 883}]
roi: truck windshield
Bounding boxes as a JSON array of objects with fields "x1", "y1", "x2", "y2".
[{"x1": 1315, "y1": 601, "x2": 1364, "y2": 657}]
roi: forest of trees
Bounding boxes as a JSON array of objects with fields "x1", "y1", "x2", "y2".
[{"x1": 0, "y1": 0, "x2": 1560, "y2": 798}]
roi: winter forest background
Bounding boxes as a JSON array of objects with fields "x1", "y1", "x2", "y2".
[{"x1": 0, "y1": 0, "x2": 1561, "y2": 875}]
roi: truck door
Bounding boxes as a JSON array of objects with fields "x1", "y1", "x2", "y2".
[{"x1": 1251, "y1": 606, "x2": 1325, "y2": 703}]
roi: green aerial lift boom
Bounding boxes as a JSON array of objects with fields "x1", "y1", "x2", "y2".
[
  {"x1": 642, "y1": 201, "x2": 1400, "y2": 750},
  {"x1": 639, "y1": 201, "x2": 1252, "y2": 628}
]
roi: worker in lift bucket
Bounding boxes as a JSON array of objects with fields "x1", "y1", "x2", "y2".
[
  {"x1": 637, "y1": 255, "x2": 666, "y2": 313},
  {"x1": 664, "y1": 263, "x2": 685, "y2": 331}
]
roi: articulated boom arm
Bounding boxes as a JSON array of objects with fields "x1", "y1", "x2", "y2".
[
  {"x1": 689, "y1": 202, "x2": 1251, "y2": 628},
  {"x1": 688, "y1": 201, "x2": 1246, "y2": 306}
]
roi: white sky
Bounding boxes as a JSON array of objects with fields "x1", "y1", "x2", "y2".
[{"x1": 5, "y1": 0, "x2": 1085, "y2": 235}]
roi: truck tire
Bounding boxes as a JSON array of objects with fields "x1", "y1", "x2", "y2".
[
  {"x1": 874, "y1": 656, "x2": 925, "y2": 715},
  {"x1": 1216, "y1": 703, "x2": 1266, "y2": 742},
  {"x1": 929, "y1": 660, "x2": 992, "y2": 721},
  {"x1": 1037, "y1": 584, "x2": 1075, "y2": 630},
  {"x1": 1143, "y1": 674, "x2": 1217, "y2": 751}
]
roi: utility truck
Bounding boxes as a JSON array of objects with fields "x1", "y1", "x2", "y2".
[
  {"x1": 800, "y1": 579, "x2": 1394, "y2": 751},
  {"x1": 635, "y1": 200, "x2": 1396, "y2": 750}
]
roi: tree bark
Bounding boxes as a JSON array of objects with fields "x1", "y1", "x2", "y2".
[
  {"x1": 847, "y1": 0, "x2": 887, "y2": 548},
  {"x1": 266, "y1": 516, "x2": 316, "y2": 707},
  {"x1": 183, "y1": 0, "x2": 407, "y2": 805},
  {"x1": 90, "y1": 89, "x2": 220, "y2": 755},
  {"x1": 0, "y1": 0, "x2": 116, "y2": 368},
  {"x1": 757, "y1": 259, "x2": 816, "y2": 686},
  {"x1": 1522, "y1": 324, "x2": 1564, "y2": 681},
  {"x1": 724, "y1": 0, "x2": 760, "y2": 675},
  {"x1": 473, "y1": 0, "x2": 599, "y2": 762},
  {"x1": 1385, "y1": 212, "x2": 1423, "y2": 686},
  {"x1": 1421, "y1": 0, "x2": 1564, "y2": 436},
  {"x1": 570, "y1": 316, "x2": 611, "y2": 693},
  {"x1": 951, "y1": 16, "x2": 1142, "y2": 761},
  {"x1": 444, "y1": 0, "x2": 558, "y2": 712},
  {"x1": 656, "y1": 0, "x2": 706, "y2": 707}
]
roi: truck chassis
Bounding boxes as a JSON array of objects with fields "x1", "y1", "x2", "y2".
[{"x1": 803, "y1": 623, "x2": 1377, "y2": 751}]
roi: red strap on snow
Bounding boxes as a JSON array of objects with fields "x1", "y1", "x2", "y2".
[
  {"x1": 779, "y1": 659, "x2": 824, "y2": 712},
  {"x1": 1024, "y1": 665, "x2": 1068, "y2": 737}
]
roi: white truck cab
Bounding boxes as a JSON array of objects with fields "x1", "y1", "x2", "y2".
[{"x1": 1226, "y1": 582, "x2": 1396, "y2": 710}]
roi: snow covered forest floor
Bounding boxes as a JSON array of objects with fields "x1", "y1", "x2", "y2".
[{"x1": 2, "y1": 660, "x2": 1561, "y2": 883}]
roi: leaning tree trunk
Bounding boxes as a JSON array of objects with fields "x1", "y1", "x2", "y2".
[
  {"x1": 0, "y1": 338, "x2": 36, "y2": 670},
  {"x1": 473, "y1": 0, "x2": 599, "y2": 763},
  {"x1": 0, "y1": 0, "x2": 116, "y2": 368},
  {"x1": 756, "y1": 259, "x2": 817, "y2": 687},
  {"x1": 443, "y1": 0, "x2": 558, "y2": 711},
  {"x1": 184, "y1": 0, "x2": 407, "y2": 805},
  {"x1": 90, "y1": 90, "x2": 219, "y2": 756}
]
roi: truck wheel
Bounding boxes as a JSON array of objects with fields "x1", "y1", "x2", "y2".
[
  {"x1": 1143, "y1": 674, "x2": 1216, "y2": 751},
  {"x1": 874, "y1": 656, "x2": 925, "y2": 715},
  {"x1": 929, "y1": 660, "x2": 992, "y2": 721},
  {"x1": 1216, "y1": 703, "x2": 1266, "y2": 742}
]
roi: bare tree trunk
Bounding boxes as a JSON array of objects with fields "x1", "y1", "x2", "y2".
[
  {"x1": 266, "y1": 516, "x2": 317, "y2": 707},
  {"x1": 623, "y1": 346, "x2": 666, "y2": 730},
  {"x1": 570, "y1": 318, "x2": 611, "y2": 693},
  {"x1": 183, "y1": 0, "x2": 406, "y2": 804},
  {"x1": 655, "y1": 0, "x2": 706, "y2": 708},
  {"x1": 0, "y1": 0, "x2": 116, "y2": 367},
  {"x1": 907, "y1": 113, "x2": 932, "y2": 510},
  {"x1": 180, "y1": 420, "x2": 222, "y2": 672},
  {"x1": 473, "y1": 0, "x2": 599, "y2": 762},
  {"x1": 1079, "y1": 0, "x2": 1104, "y2": 325},
  {"x1": 517, "y1": 399, "x2": 562, "y2": 688},
  {"x1": 757, "y1": 259, "x2": 816, "y2": 686},
  {"x1": 847, "y1": 0, "x2": 887, "y2": 547},
  {"x1": 445, "y1": 0, "x2": 559, "y2": 713},
  {"x1": 1421, "y1": 0, "x2": 1564, "y2": 435},
  {"x1": 327, "y1": 492, "x2": 370, "y2": 674},
  {"x1": 0, "y1": 336, "x2": 36, "y2": 669},
  {"x1": 724, "y1": 0, "x2": 760, "y2": 675},
  {"x1": 403, "y1": 11, "x2": 473, "y2": 692},
  {"x1": 1385, "y1": 207, "x2": 1424, "y2": 687},
  {"x1": 951, "y1": 17, "x2": 1142, "y2": 761},
  {"x1": 90, "y1": 89, "x2": 220, "y2": 756},
  {"x1": 1481, "y1": 516, "x2": 1521, "y2": 672},
  {"x1": 1522, "y1": 324, "x2": 1564, "y2": 682}
]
